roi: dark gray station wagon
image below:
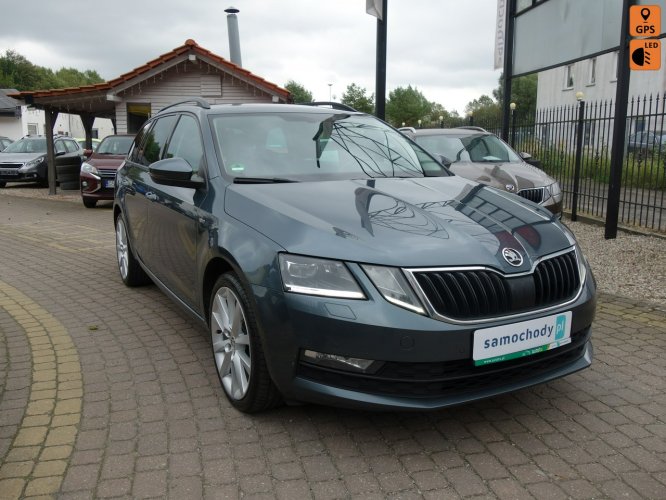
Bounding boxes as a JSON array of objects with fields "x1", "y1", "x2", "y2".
[{"x1": 114, "y1": 100, "x2": 596, "y2": 413}]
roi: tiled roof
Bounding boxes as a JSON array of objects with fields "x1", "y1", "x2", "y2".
[
  {"x1": 9, "y1": 40, "x2": 290, "y2": 101},
  {"x1": 0, "y1": 89, "x2": 20, "y2": 112}
]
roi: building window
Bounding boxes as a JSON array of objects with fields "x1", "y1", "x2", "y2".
[
  {"x1": 588, "y1": 58, "x2": 596, "y2": 85},
  {"x1": 92, "y1": 129, "x2": 99, "y2": 139},
  {"x1": 564, "y1": 65, "x2": 574, "y2": 89},
  {"x1": 28, "y1": 123, "x2": 38, "y2": 135}
]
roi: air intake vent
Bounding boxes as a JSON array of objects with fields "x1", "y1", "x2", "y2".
[{"x1": 517, "y1": 187, "x2": 545, "y2": 204}]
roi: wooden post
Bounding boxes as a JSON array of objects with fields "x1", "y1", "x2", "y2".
[{"x1": 44, "y1": 108, "x2": 59, "y2": 195}]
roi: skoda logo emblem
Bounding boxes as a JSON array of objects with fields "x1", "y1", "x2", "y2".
[
  {"x1": 505, "y1": 184, "x2": 516, "y2": 192},
  {"x1": 502, "y1": 248, "x2": 523, "y2": 267}
]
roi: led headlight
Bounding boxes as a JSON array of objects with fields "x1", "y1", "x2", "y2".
[
  {"x1": 279, "y1": 254, "x2": 365, "y2": 299},
  {"x1": 361, "y1": 265, "x2": 425, "y2": 314},
  {"x1": 19, "y1": 156, "x2": 45, "y2": 172},
  {"x1": 549, "y1": 181, "x2": 562, "y2": 199},
  {"x1": 81, "y1": 162, "x2": 99, "y2": 176}
]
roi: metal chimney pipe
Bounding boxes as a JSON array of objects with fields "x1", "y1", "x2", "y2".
[{"x1": 225, "y1": 7, "x2": 242, "y2": 67}]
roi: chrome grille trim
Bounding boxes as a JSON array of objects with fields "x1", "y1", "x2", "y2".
[
  {"x1": 404, "y1": 247, "x2": 585, "y2": 325},
  {"x1": 98, "y1": 169, "x2": 117, "y2": 178},
  {"x1": 517, "y1": 187, "x2": 546, "y2": 204}
]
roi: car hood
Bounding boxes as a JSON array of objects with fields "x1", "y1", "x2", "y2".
[
  {"x1": 0, "y1": 152, "x2": 44, "y2": 164},
  {"x1": 87, "y1": 154, "x2": 126, "y2": 169},
  {"x1": 224, "y1": 177, "x2": 572, "y2": 272},
  {"x1": 448, "y1": 161, "x2": 555, "y2": 192}
]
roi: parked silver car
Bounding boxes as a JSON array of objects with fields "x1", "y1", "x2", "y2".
[{"x1": 401, "y1": 127, "x2": 563, "y2": 217}]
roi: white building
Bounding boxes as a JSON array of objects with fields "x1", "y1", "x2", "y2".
[
  {"x1": 0, "y1": 89, "x2": 114, "y2": 141},
  {"x1": 537, "y1": 50, "x2": 666, "y2": 111}
]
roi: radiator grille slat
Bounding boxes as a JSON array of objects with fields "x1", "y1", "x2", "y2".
[
  {"x1": 413, "y1": 250, "x2": 580, "y2": 320},
  {"x1": 517, "y1": 187, "x2": 545, "y2": 204}
]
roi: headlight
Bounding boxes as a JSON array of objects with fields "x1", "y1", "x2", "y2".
[
  {"x1": 279, "y1": 254, "x2": 365, "y2": 299},
  {"x1": 81, "y1": 162, "x2": 99, "y2": 175},
  {"x1": 361, "y1": 265, "x2": 425, "y2": 314},
  {"x1": 549, "y1": 181, "x2": 562, "y2": 198},
  {"x1": 19, "y1": 156, "x2": 45, "y2": 172}
]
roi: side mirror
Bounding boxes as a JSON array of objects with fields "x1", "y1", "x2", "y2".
[
  {"x1": 149, "y1": 157, "x2": 205, "y2": 188},
  {"x1": 519, "y1": 152, "x2": 532, "y2": 160},
  {"x1": 438, "y1": 154, "x2": 453, "y2": 167}
]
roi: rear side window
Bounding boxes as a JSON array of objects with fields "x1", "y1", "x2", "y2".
[
  {"x1": 164, "y1": 115, "x2": 205, "y2": 174},
  {"x1": 54, "y1": 140, "x2": 67, "y2": 154},
  {"x1": 63, "y1": 140, "x2": 79, "y2": 153},
  {"x1": 132, "y1": 115, "x2": 178, "y2": 166}
]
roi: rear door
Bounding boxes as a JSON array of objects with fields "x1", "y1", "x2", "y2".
[{"x1": 122, "y1": 115, "x2": 178, "y2": 271}]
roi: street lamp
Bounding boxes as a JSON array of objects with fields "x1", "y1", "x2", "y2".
[
  {"x1": 401, "y1": 122, "x2": 405, "y2": 127},
  {"x1": 328, "y1": 83, "x2": 333, "y2": 102},
  {"x1": 417, "y1": 119, "x2": 422, "y2": 129},
  {"x1": 439, "y1": 115, "x2": 444, "y2": 128},
  {"x1": 509, "y1": 102, "x2": 517, "y2": 147},
  {"x1": 467, "y1": 110, "x2": 474, "y2": 126}
]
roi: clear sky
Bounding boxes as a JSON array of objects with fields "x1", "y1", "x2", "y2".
[{"x1": 1, "y1": 0, "x2": 502, "y2": 115}]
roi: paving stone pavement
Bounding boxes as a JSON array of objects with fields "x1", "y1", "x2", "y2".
[{"x1": 0, "y1": 191, "x2": 665, "y2": 499}]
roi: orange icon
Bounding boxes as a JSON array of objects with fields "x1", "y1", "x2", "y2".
[
  {"x1": 629, "y1": 5, "x2": 661, "y2": 37},
  {"x1": 629, "y1": 39, "x2": 661, "y2": 70}
]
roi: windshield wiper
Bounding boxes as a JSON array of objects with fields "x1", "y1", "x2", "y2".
[{"x1": 233, "y1": 177, "x2": 298, "y2": 184}]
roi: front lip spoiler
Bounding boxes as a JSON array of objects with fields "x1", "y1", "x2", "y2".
[{"x1": 286, "y1": 341, "x2": 593, "y2": 411}]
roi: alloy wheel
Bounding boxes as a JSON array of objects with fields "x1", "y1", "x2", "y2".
[
  {"x1": 211, "y1": 286, "x2": 252, "y2": 400},
  {"x1": 116, "y1": 218, "x2": 129, "y2": 280}
]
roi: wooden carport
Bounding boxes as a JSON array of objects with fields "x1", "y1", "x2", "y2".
[{"x1": 10, "y1": 39, "x2": 290, "y2": 195}]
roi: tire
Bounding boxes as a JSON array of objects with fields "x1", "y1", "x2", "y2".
[
  {"x1": 83, "y1": 197, "x2": 97, "y2": 208},
  {"x1": 115, "y1": 214, "x2": 151, "y2": 286},
  {"x1": 210, "y1": 272, "x2": 281, "y2": 413}
]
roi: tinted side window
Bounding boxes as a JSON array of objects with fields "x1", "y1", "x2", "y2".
[
  {"x1": 54, "y1": 140, "x2": 67, "y2": 154},
  {"x1": 135, "y1": 115, "x2": 178, "y2": 166},
  {"x1": 127, "y1": 121, "x2": 152, "y2": 164},
  {"x1": 164, "y1": 115, "x2": 204, "y2": 174}
]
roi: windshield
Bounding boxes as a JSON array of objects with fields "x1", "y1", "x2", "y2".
[
  {"x1": 211, "y1": 112, "x2": 445, "y2": 181},
  {"x1": 96, "y1": 136, "x2": 134, "y2": 155},
  {"x1": 3, "y1": 137, "x2": 47, "y2": 154},
  {"x1": 415, "y1": 133, "x2": 522, "y2": 164}
]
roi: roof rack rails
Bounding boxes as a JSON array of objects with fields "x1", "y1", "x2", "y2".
[
  {"x1": 161, "y1": 97, "x2": 211, "y2": 112},
  {"x1": 456, "y1": 126, "x2": 487, "y2": 132},
  {"x1": 298, "y1": 101, "x2": 358, "y2": 112}
]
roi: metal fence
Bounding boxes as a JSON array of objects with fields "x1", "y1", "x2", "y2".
[{"x1": 438, "y1": 94, "x2": 666, "y2": 233}]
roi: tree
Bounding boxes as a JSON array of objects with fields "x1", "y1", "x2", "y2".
[
  {"x1": 0, "y1": 50, "x2": 103, "y2": 91},
  {"x1": 385, "y1": 85, "x2": 431, "y2": 127},
  {"x1": 284, "y1": 80, "x2": 313, "y2": 103},
  {"x1": 465, "y1": 94, "x2": 501, "y2": 125},
  {"x1": 340, "y1": 83, "x2": 374, "y2": 113},
  {"x1": 492, "y1": 73, "x2": 538, "y2": 118}
]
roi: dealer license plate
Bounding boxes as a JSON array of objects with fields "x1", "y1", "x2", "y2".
[
  {"x1": 103, "y1": 179, "x2": 115, "y2": 189},
  {"x1": 473, "y1": 311, "x2": 572, "y2": 366}
]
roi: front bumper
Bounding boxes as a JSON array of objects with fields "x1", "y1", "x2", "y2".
[
  {"x1": 80, "y1": 171, "x2": 115, "y2": 200},
  {"x1": 252, "y1": 271, "x2": 596, "y2": 410}
]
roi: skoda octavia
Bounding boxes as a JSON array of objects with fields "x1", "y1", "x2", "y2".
[{"x1": 114, "y1": 100, "x2": 596, "y2": 413}]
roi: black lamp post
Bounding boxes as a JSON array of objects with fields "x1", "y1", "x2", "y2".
[{"x1": 510, "y1": 102, "x2": 517, "y2": 147}]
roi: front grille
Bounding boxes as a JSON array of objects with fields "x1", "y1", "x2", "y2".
[
  {"x1": 98, "y1": 169, "x2": 117, "y2": 179},
  {"x1": 517, "y1": 187, "x2": 545, "y2": 204},
  {"x1": 412, "y1": 250, "x2": 580, "y2": 320},
  {"x1": 298, "y1": 327, "x2": 590, "y2": 399},
  {"x1": 0, "y1": 163, "x2": 23, "y2": 169}
]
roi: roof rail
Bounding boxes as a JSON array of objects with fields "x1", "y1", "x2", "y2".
[
  {"x1": 160, "y1": 97, "x2": 211, "y2": 112},
  {"x1": 456, "y1": 126, "x2": 487, "y2": 132},
  {"x1": 298, "y1": 101, "x2": 358, "y2": 112}
]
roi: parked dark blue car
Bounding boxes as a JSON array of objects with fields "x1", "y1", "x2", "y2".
[{"x1": 114, "y1": 100, "x2": 596, "y2": 413}]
